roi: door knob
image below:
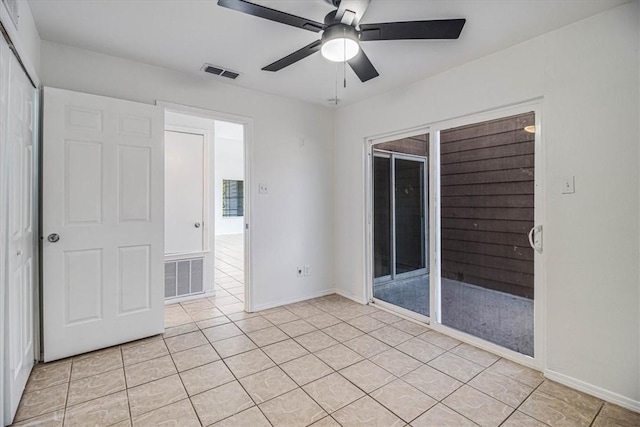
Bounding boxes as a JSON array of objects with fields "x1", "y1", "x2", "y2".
[
  {"x1": 47, "y1": 233, "x2": 60, "y2": 243},
  {"x1": 194, "y1": 222, "x2": 201, "y2": 228}
]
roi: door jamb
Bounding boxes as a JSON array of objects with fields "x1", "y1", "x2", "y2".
[{"x1": 157, "y1": 101, "x2": 254, "y2": 312}]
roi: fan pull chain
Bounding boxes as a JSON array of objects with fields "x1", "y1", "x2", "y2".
[
  {"x1": 335, "y1": 62, "x2": 339, "y2": 105},
  {"x1": 343, "y1": 29, "x2": 347, "y2": 88}
]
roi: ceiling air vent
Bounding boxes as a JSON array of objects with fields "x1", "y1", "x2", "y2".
[{"x1": 202, "y1": 64, "x2": 240, "y2": 80}]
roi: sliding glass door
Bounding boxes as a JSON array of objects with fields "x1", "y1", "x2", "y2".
[{"x1": 373, "y1": 149, "x2": 429, "y2": 317}]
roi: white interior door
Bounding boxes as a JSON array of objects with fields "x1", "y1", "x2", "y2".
[
  {"x1": 1, "y1": 35, "x2": 36, "y2": 423},
  {"x1": 42, "y1": 87, "x2": 164, "y2": 361},
  {"x1": 165, "y1": 130, "x2": 204, "y2": 254}
]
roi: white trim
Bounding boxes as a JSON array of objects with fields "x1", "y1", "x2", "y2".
[
  {"x1": 544, "y1": 369, "x2": 640, "y2": 413},
  {"x1": 251, "y1": 288, "x2": 336, "y2": 312},
  {"x1": 157, "y1": 101, "x2": 254, "y2": 312}
]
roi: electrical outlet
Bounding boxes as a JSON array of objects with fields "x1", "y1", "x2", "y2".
[
  {"x1": 297, "y1": 266, "x2": 303, "y2": 277},
  {"x1": 304, "y1": 265, "x2": 310, "y2": 276}
]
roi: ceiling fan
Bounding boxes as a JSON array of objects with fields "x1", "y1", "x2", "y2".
[{"x1": 217, "y1": 0, "x2": 466, "y2": 82}]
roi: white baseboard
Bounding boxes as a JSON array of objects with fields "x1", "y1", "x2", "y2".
[
  {"x1": 164, "y1": 290, "x2": 216, "y2": 305},
  {"x1": 249, "y1": 288, "x2": 336, "y2": 312},
  {"x1": 544, "y1": 369, "x2": 640, "y2": 413},
  {"x1": 335, "y1": 289, "x2": 368, "y2": 305}
]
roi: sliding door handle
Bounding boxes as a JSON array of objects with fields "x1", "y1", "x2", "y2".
[{"x1": 528, "y1": 225, "x2": 543, "y2": 254}]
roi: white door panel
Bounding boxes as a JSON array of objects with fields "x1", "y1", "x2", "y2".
[
  {"x1": 2, "y1": 34, "x2": 36, "y2": 424},
  {"x1": 43, "y1": 87, "x2": 164, "y2": 362},
  {"x1": 165, "y1": 130, "x2": 204, "y2": 254}
]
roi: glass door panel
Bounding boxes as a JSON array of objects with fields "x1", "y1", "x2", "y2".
[
  {"x1": 395, "y1": 158, "x2": 426, "y2": 275},
  {"x1": 373, "y1": 155, "x2": 392, "y2": 279}
]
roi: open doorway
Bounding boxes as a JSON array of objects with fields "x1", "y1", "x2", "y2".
[{"x1": 163, "y1": 108, "x2": 248, "y2": 325}]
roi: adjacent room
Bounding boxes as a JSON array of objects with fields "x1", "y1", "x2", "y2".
[{"x1": 0, "y1": 0, "x2": 638, "y2": 426}]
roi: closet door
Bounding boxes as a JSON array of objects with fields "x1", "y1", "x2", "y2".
[
  {"x1": 42, "y1": 87, "x2": 164, "y2": 361},
  {"x1": 1, "y1": 34, "x2": 37, "y2": 423}
]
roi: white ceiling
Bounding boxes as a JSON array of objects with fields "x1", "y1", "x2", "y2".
[{"x1": 28, "y1": 0, "x2": 628, "y2": 107}]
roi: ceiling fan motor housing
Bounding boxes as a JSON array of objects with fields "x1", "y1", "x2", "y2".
[{"x1": 322, "y1": 23, "x2": 359, "y2": 44}]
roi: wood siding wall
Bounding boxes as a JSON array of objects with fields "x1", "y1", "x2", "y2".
[{"x1": 440, "y1": 112, "x2": 535, "y2": 299}]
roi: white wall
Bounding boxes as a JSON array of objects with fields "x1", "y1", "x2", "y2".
[
  {"x1": 214, "y1": 123, "x2": 245, "y2": 236},
  {"x1": 334, "y1": 2, "x2": 640, "y2": 410},
  {"x1": 0, "y1": 0, "x2": 40, "y2": 79},
  {"x1": 39, "y1": 40, "x2": 335, "y2": 311}
]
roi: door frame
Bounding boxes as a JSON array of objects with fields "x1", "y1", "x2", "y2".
[
  {"x1": 365, "y1": 99, "x2": 545, "y2": 369},
  {"x1": 365, "y1": 125, "x2": 431, "y2": 325},
  {"x1": 157, "y1": 101, "x2": 254, "y2": 312},
  {"x1": 371, "y1": 150, "x2": 429, "y2": 285}
]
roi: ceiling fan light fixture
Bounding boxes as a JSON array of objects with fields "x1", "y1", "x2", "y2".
[{"x1": 321, "y1": 24, "x2": 360, "y2": 62}]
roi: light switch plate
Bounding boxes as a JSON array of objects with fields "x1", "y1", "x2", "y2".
[{"x1": 561, "y1": 176, "x2": 575, "y2": 194}]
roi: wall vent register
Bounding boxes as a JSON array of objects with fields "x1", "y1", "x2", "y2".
[{"x1": 165, "y1": 258, "x2": 204, "y2": 298}]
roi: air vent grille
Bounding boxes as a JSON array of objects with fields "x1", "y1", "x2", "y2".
[
  {"x1": 165, "y1": 257, "x2": 204, "y2": 299},
  {"x1": 202, "y1": 63, "x2": 241, "y2": 80}
]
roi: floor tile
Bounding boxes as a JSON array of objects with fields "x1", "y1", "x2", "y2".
[
  {"x1": 235, "y1": 316, "x2": 274, "y2": 333},
  {"x1": 343, "y1": 335, "x2": 390, "y2": 358},
  {"x1": 340, "y1": 360, "x2": 395, "y2": 393},
  {"x1": 519, "y1": 390, "x2": 595, "y2": 427},
  {"x1": 368, "y1": 325, "x2": 413, "y2": 347},
  {"x1": 180, "y1": 360, "x2": 235, "y2": 396},
  {"x1": 501, "y1": 411, "x2": 548, "y2": 427},
  {"x1": 369, "y1": 309, "x2": 404, "y2": 324},
  {"x1": 411, "y1": 403, "x2": 478, "y2": 426},
  {"x1": 240, "y1": 366, "x2": 298, "y2": 404},
  {"x1": 443, "y1": 385, "x2": 513, "y2": 427},
  {"x1": 402, "y1": 364, "x2": 463, "y2": 401},
  {"x1": 191, "y1": 381, "x2": 254, "y2": 426},
  {"x1": 171, "y1": 343, "x2": 220, "y2": 372},
  {"x1": 188, "y1": 307, "x2": 225, "y2": 322},
  {"x1": 262, "y1": 339, "x2": 309, "y2": 364},
  {"x1": 124, "y1": 354, "x2": 177, "y2": 388},
  {"x1": 202, "y1": 323, "x2": 243, "y2": 342},
  {"x1": 164, "y1": 330, "x2": 208, "y2": 353},
  {"x1": 281, "y1": 354, "x2": 334, "y2": 386},
  {"x1": 181, "y1": 299, "x2": 215, "y2": 312},
  {"x1": 370, "y1": 379, "x2": 437, "y2": 422},
  {"x1": 218, "y1": 302, "x2": 246, "y2": 315},
  {"x1": 418, "y1": 330, "x2": 461, "y2": 350},
  {"x1": 127, "y1": 374, "x2": 187, "y2": 417},
  {"x1": 10, "y1": 409, "x2": 64, "y2": 426},
  {"x1": 428, "y1": 352, "x2": 484, "y2": 382},
  {"x1": 449, "y1": 343, "x2": 500, "y2": 368},
  {"x1": 392, "y1": 319, "x2": 430, "y2": 336},
  {"x1": 322, "y1": 323, "x2": 364, "y2": 342},
  {"x1": 314, "y1": 344, "x2": 364, "y2": 371},
  {"x1": 14, "y1": 384, "x2": 68, "y2": 422},
  {"x1": 295, "y1": 330, "x2": 339, "y2": 353},
  {"x1": 67, "y1": 368, "x2": 126, "y2": 406},
  {"x1": 259, "y1": 388, "x2": 327, "y2": 427},
  {"x1": 593, "y1": 402, "x2": 640, "y2": 427},
  {"x1": 121, "y1": 340, "x2": 168, "y2": 367},
  {"x1": 310, "y1": 416, "x2": 342, "y2": 427},
  {"x1": 212, "y1": 406, "x2": 271, "y2": 426},
  {"x1": 286, "y1": 304, "x2": 324, "y2": 319},
  {"x1": 72, "y1": 348, "x2": 124, "y2": 380},
  {"x1": 332, "y1": 396, "x2": 403, "y2": 427},
  {"x1": 468, "y1": 370, "x2": 534, "y2": 408},
  {"x1": 63, "y1": 390, "x2": 130, "y2": 427},
  {"x1": 346, "y1": 315, "x2": 387, "y2": 333},
  {"x1": 370, "y1": 348, "x2": 422, "y2": 377},
  {"x1": 224, "y1": 348, "x2": 275, "y2": 378},
  {"x1": 303, "y1": 372, "x2": 365, "y2": 413},
  {"x1": 262, "y1": 309, "x2": 300, "y2": 325},
  {"x1": 486, "y1": 359, "x2": 544, "y2": 388},
  {"x1": 24, "y1": 360, "x2": 71, "y2": 393},
  {"x1": 226, "y1": 311, "x2": 260, "y2": 322},
  {"x1": 247, "y1": 326, "x2": 289, "y2": 347},
  {"x1": 196, "y1": 316, "x2": 231, "y2": 329},
  {"x1": 212, "y1": 335, "x2": 258, "y2": 358},
  {"x1": 131, "y1": 398, "x2": 200, "y2": 427},
  {"x1": 396, "y1": 337, "x2": 445, "y2": 363},
  {"x1": 306, "y1": 313, "x2": 342, "y2": 329},
  {"x1": 278, "y1": 319, "x2": 318, "y2": 338},
  {"x1": 537, "y1": 380, "x2": 603, "y2": 415},
  {"x1": 163, "y1": 323, "x2": 199, "y2": 339}
]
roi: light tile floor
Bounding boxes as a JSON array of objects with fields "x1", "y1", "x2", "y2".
[
  {"x1": 11, "y1": 294, "x2": 640, "y2": 426},
  {"x1": 213, "y1": 234, "x2": 245, "y2": 304}
]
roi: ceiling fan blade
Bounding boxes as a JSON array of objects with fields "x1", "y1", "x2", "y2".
[
  {"x1": 335, "y1": 0, "x2": 371, "y2": 26},
  {"x1": 262, "y1": 40, "x2": 323, "y2": 72},
  {"x1": 348, "y1": 49, "x2": 379, "y2": 82},
  {"x1": 217, "y1": 0, "x2": 324, "y2": 32},
  {"x1": 359, "y1": 19, "x2": 466, "y2": 41}
]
